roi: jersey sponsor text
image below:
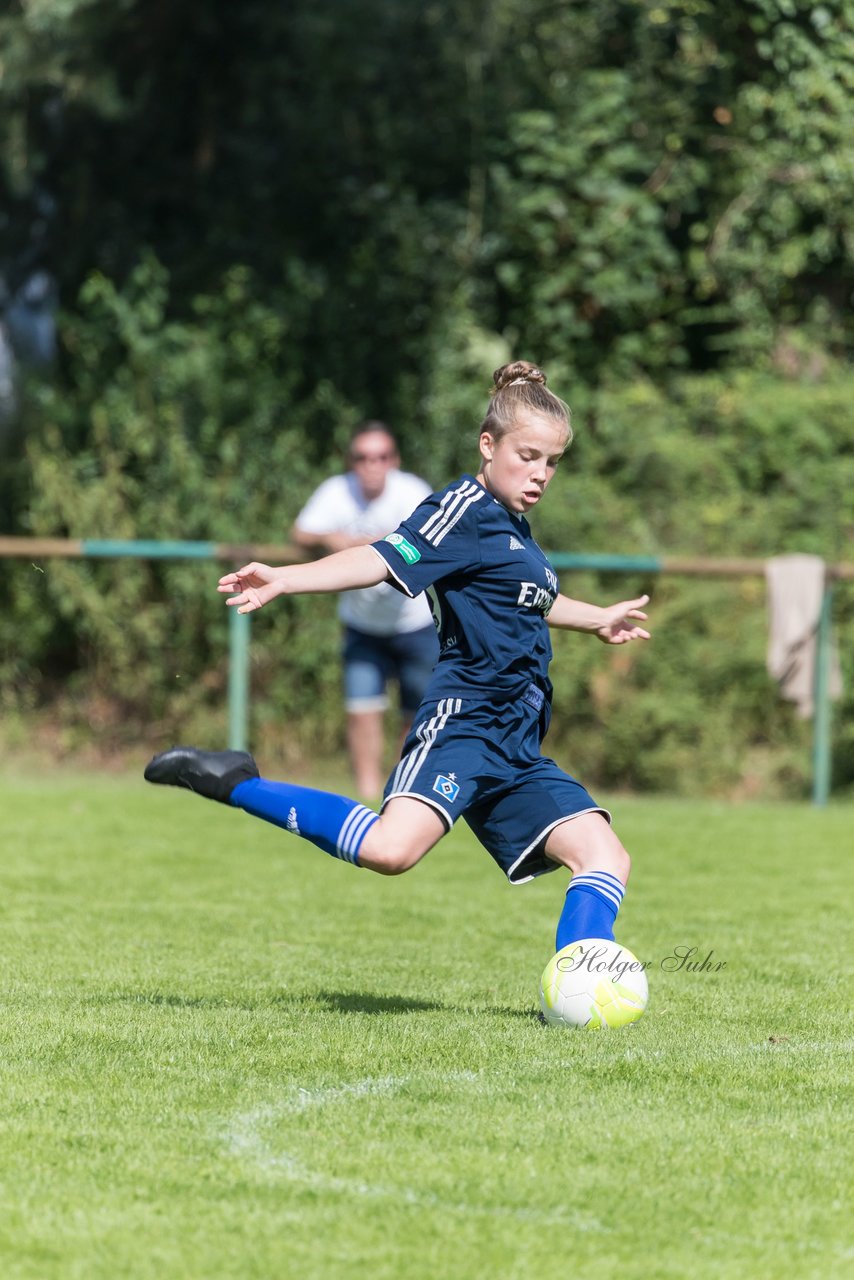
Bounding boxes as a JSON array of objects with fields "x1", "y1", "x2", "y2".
[{"x1": 517, "y1": 581, "x2": 556, "y2": 614}]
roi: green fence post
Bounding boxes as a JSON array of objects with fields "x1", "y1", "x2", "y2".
[
  {"x1": 811, "y1": 584, "x2": 834, "y2": 807},
  {"x1": 228, "y1": 607, "x2": 251, "y2": 752}
]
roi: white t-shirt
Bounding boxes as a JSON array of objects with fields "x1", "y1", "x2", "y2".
[{"x1": 295, "y1": 469, "x2": 434, "y2": 635}]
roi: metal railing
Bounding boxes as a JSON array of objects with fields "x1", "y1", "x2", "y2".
[{"x1": 1, "y1": 536, "x2": 849, "y2": 805}]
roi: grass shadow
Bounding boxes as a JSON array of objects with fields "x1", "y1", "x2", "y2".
[
  {"x1": 314, "y1": 991, "x2": 542, "y2": 1021},
  {"x1": 100, "y1": 988, "x2": 543, "y2": 1021},
  {"x1": 313, "y1": 990, "x2": 446, "y2": 1015}
]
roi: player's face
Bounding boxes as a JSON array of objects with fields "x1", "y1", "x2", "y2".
[
  {"x1": 477, "y1": 411, "x2": 569, "y2": 514},
  {"x1": 349, "y1": 430, "x2": 399, "y2": 500}
]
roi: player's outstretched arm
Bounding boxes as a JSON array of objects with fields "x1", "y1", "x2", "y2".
[
  {"x1": 217, "y1": 545, "x2": 390, "y2": 615},
  {"x1": 548, "y1": 593, "x2": 651, "y2": 645}
]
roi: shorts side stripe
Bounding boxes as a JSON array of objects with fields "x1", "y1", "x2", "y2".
[
  {"x1": 390, "y1": 704, "x2": 438, "y2": 795},
  {"x1": 392, "y1": 698, "x2": 452, "y2": 795},
  {"x1": 391, "y1": 698, "x2": 460, "y2": 796}
]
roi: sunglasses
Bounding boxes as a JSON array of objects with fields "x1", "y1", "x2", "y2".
[{"x1": 351, "y1": 451, "x2": 395, "y2": 464}]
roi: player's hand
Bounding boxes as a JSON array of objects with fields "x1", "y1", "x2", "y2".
[
  {"x1": 217, "y1": 562, "x2": 281, "y2": 614},
  {"x1": 595, "y1": 595, "x2": 651, "y2": 645}
]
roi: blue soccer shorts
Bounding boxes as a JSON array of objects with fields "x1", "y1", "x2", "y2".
[
  {"x1": 381, "y1": 687, "x2": 610, "y2": 884},
  {"x1": 343, "y1": 624, "x2": 439, "y2": 717}
]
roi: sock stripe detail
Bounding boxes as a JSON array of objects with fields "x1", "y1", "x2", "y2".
[
  {"x1": 570, "y1": 872, "x2": 624, "y2": 890},
  {"x1": 572, "y1": 872, "x2": 625, "y2": 892},
  {"x1": 568, "y1": 873, "x2": 625, "y2": 911},
  {"x1": 570, "y1": 875, "x2": 624, "y2": 904},
  {"x1": 336, "y1": 805, "x2": 378, "y2": 863}
]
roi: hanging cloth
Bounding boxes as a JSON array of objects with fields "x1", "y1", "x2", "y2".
[{"x1": 765, "y1": 554, "x2": 842, "y2": 718}]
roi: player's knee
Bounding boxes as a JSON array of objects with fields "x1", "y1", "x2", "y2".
[
  {"x1": 358, "y1": 837, "x2": 423, "y2": 876},
  {"x1": 571, "y1": 843, "x2": 630, "y2": 882},
  {"x1": 358, "y1": 829, "x2": 425, "y2": 880},
  {"x1": 614, "y1": 844, "x2": 631, "y2": 884},
  {"x1": 586, "y1": 834, "x2": 630, "y2": 883},
  {"x1": 357, "y1": 799, "x2": 446, "y2": 876},
  {"x1": 547, "y1": 814, "x2": 631, "y2": 883}
]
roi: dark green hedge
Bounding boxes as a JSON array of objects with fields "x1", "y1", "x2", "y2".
[{"x1": 2, "y1": 264, "x2": 851, "y2": 796}]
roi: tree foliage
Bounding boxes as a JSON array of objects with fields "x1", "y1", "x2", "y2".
[
  {"x1": 0, "y1": 0, "x2": 852, "y2": 793},
  {"x1": 2, "y1": 0, "x2": 851, "y2": 388},
  {"x1": 3, "y1": 257, "x2": 852, "y2": 795}
]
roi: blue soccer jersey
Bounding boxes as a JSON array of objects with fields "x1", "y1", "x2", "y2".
[{"x1": 371, "y1": 474, "x2": 560, "y2": 707}]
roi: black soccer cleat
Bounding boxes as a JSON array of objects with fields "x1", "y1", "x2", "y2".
[{"x1": 144, "y1": 746, "x2": 259, "y2": 804}]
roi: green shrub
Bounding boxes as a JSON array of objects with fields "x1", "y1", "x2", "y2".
[{"x1": 3, "y1": 266, "x2": 852, "y2": 796}]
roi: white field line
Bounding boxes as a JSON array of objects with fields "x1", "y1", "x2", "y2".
[{"x1": 222, "y1": 1070, "x2": 605, "y2": 1230}]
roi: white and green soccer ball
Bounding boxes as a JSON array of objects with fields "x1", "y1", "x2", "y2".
[{"x1": 540, "y1": 938, "x2": 649, "y2": 1029}]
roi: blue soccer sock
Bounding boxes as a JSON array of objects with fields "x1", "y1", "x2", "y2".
[
  {"x1": 229, "y1": 778, "x2": 378, "y2": 866},
  {"x1": 555, "y1": 872, "x2": 626, "y2": 951}
]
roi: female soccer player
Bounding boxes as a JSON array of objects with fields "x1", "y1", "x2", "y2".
[{"x1": 145, "y1": 362, "x2": 650, "y2": 951}]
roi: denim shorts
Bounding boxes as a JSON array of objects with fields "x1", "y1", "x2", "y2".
[
  {"x1": 381, "y1": 688, "x2": 610, "y2": 884},
  {"x1": 343, "y1": 624, "x2": 439, "y2": 716}
]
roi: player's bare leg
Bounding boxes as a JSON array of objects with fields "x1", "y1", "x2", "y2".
[
  {"x1": 544, "y1": 812, "x2": 631, "y2": 948},
  {"x1": 356, "y1": 796, "x2": 446, "y2": 875},
  {"x1": 544, "y1": 812, "x2": 630, "y2": 883},
  {"x1": 346, "y1": 709, "x2": 385, "y2": 799}
]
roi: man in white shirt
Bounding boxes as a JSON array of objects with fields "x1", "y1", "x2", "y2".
[{"x1": 293, "y1": 422, "x2": 439, "y2": 798}]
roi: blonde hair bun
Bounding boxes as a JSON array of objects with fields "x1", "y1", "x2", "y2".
[
  {"x1": 492, "y1": 361, "x2": 548, "y2": 393},
  {"x1": 481, "y1": 359, "x2": 572, "y2": 445}
]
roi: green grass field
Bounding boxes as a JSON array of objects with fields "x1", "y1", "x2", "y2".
[{"x1": 1, "y1": 774, "x2": 852, "y2": 1279}]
